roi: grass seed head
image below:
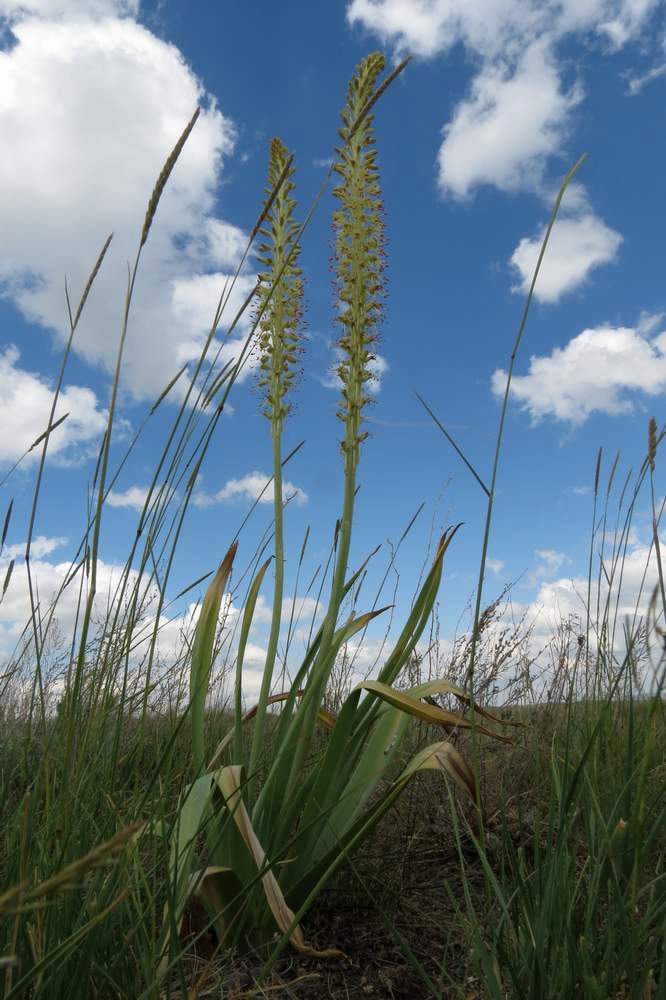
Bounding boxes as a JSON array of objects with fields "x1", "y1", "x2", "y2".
[
  {"x1": 648, "y1": 416, "x2": 657, "y2": 470},
  {"x1": 140, "y1": 107, "x2": 200, "y2": 248}
]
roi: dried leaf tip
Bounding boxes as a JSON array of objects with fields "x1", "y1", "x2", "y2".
[{"x1": 141, "y1": 107, "x2": 200, "y2": 248}]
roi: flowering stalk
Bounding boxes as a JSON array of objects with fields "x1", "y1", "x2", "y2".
[
  {"x1": 248, "y1": 137, "x2": 303, "y2": 797},
  {"x1": 283, "y1": 51, "x2": 388, "y2": 796}
]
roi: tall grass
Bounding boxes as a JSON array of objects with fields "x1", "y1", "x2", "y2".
[{"x1": 0, "y1": 46, "x2": 664, "y2": 1000}]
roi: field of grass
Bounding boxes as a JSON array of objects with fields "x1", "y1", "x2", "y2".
[{"x1": 1, "y1": 51, "x2": 664, "y2": 999}]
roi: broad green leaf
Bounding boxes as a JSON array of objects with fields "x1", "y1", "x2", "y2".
[
  {"x1": 253, "y1": 605, "x2": 390, "y2": 840},
  {"x1": 280, "y1": 690, "x2": 365, "y2": 886},
  {"x1": 284, "y1": 734, "x2": 480, "y2": 926},
  {"x1": 157, "y1": 772, "x2": 215, "y2": 978}
]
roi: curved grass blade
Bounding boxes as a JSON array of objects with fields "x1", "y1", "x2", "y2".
[{"x1": 190, "y1": 543, "x2": 238, "y2": 775}]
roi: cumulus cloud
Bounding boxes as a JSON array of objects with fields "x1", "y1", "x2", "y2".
[
  {"x1": 107, "y1": 485, "x2": 149, "y2": 511},
  {"x1": 523, "y1": 531, "x2": 664, "y2": 648},
  {"x1": 527, "y1": 548, "x2": 571, "y2": 586},
  {"x1": 438, "y1": 41, "x2": 582, "y2": 198},
  {"x1": 250, "y1": 593, "x2": 324, "y2": 628},
  {"x1": 0, "y1": 11, "x2": 253, "y2": 401},
  {"x1": 0, "y1": 539, "x2": 306, "y2": 706},
  {"x1": 0, "y1": 0, "x2": 137, "y2": 18},
  {"x1": 445, "y1": 528, "x2": 664, "y2": 699},
  {"x1": 3, "y1": 534, "x2": 67, "y2": 559},
  {"x1": 510, "y1": 212, "x2": 622, "y2": 302},
  {"x1": 486, "y1": 558, "x2": 505, "y2": 575},
  {"x1": 0, "y1": 545, "x2": 241, "y2": 688},
  {"x1": 347, "y1": 0, "x2": 544, "y2": 60},
  {"x1": 347, "y1": 0, "x2": 660, "y2": 63},
  {"x1": 492, "y1": 319, "x2": 666, "y2": 424},
  {"x1": 0, "y1": 346, "x2": 108, "y2": 465},
  {"x1": 170, "y1": 273, "x2": 258, "y2": 378},
  {"x1": 0, "y1": 550, "x2": 136, "y2": 657},
  {"x1": 348, "y1": 0, "x2": 660, "y2": 203},
  {"x1": 193, "y1": 471, "x2": 308, "y2": 508}
]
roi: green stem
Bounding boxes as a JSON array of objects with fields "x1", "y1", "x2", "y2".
[
  {"x1": 63, "y1": 252, "x2": 142, "y2": 784},
  {"x1": 464, "y1": 154, "x2": 587, "y2": 697},
  {"x1": 283, "y1": 412, "x2": 359, "y2": 800},
  {"x1": 248, "y1": 424, "x2": 285, "y2": 797}
]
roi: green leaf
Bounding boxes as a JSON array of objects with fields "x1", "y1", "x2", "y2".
[
  {"x1": 235, "y1": 555, "x2": 272, "y2": 764},
  {"x1": 157, "y1": 772, "x2": 215, "y2": 979},
  {"x1": 190, "y1": 542, "x2": 237, "y2": 775}
]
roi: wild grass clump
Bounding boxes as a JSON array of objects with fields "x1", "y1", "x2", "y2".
[{"x1": 0, "y1": 45, "x2": 664, "y2": 1000}]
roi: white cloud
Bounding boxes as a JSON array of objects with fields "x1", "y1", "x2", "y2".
[
  {"x1": 3, "y1": 534, "x2": 67, "y2": 559},
  {"x1": 194, "y1": 471, "x2": 308, "y2": 508},
  {"x1": 625, "y1": 61, "x2": 666, "y2": 94},
  {"x1": 0, "y1": 548, "x2": 240, "y2": 686},
  {"x1": 599, "y1": 0, "x2": 661, "y2": 47},
  {"x1": 636, "y1": 310, "x2": 665, "y2": 336},
  {"x1": 0, "y1": 11, "x2": 253, "y2": 401},
  {"x1": 0, "y1": 0, "x2": 137, "y2": 18},
  {"x1": 449, "y1": 530, "x2": 664, "y2": 699},
  {"x1": 0, "y1": 542, "x2": 296, "y2": 708},
  {"x1": 170, "y1": 273, "x2": 258, "y2": 379},
  {"x1": 204, "y1": 220, "x2": 251, "y2": 271},
  {"x1": 320, "y1": 348, "x2": 388, "y2": 395},
  {"x1": 346, "y1": 0, "x2": 545, "y2": 60},
  {"x1": 438, "y1": 41, "x2": 583, "y2": 198},
  {"x1": 492, "y1": 320, "x2": 666, "y2": 424},
  {"x1": 0, "y1": 346, "x2": 108, "y2": 465},
  {"x1": 250, "y1": 593, "x2": 324, "y2": 627},
  {"x1": 0, "y1": 551, "x2": 136, "y2": 657},
  {"x1": 527, "y1": 548, "x2": 571, "y2": 586},
  {"x1": 522, "y1": 532, "x2": 664, "y2": 647},
  {"x1": 510, "y1": 212, "x2": 622, "y2": 302},
  {"x1": 107, "y1": 485, "x2": 149, "y2": 511},
  {"x1": 347, "y1": 0, "x2": 661, "y2": 60},
  {"x1": 486, "y1": 558, "x2": 505, "y2": 574},
  {"x1": 348, "y1": 1, "x2": 660, "y2": 202}
]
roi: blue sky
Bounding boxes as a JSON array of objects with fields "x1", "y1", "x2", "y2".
[{"x1": 0, "y1": 0, "x2": 664, "y2": 693}]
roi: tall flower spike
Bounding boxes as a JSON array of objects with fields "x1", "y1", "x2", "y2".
[
  {"x1": 255, "y1": 137, "x2": 303, "y2": 430},
  {"x1": 332, "y1": 51, "x2": 386, "y2": 458},
  {"x1": 247, "y1": 138, "x2": 303, "y2": 801}
]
